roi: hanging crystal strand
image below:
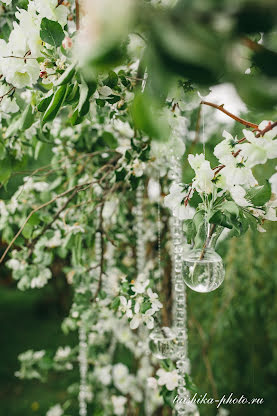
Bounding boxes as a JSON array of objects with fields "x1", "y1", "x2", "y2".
[
  {"x1": 136, "y1": 183, "x2": 145, "y2": 275},
  {"x1": 78, "y1": 207, "x2": 102, "y2": 416},
  {"x1": 78, "y1": 323, "x2": 88, "y2": 416},
  {"x1": 170, "y1": 156, "x2": 196, "y2": 416}
]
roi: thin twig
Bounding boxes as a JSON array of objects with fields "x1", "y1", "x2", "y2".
[{"x1": 201, "y1": 101, "x2": 258, "y2": 129}]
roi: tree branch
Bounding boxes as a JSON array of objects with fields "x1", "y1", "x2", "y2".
[
  {"x1": 201, "y1": 101, "x2": 258, "y2": 129},
  {"x1": 75, "y1": 0, "x2": 80, "y2": 30}
]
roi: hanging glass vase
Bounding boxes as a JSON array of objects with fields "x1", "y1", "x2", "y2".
[
  {"x1": 149, "y1": 326, "x2": 178, "y2": 360},
  {"x1": 183, "y1": 225, "x2": 225, "y2": 293}
]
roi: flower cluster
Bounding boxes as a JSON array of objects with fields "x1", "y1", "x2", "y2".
[
  {"x1": 164, "y1": 121, "x2": 277, "y2": 236},
  {"x1": 117, "y1": 274, "x2": 162, "y2": 330}
]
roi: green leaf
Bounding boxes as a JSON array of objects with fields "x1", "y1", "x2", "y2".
[
  {"x1": 111, "y1": 297, "x2": 120, "y2": 310},
  {"x1": 0, "y1": 156, "x2": 12, "y2": 185},
  {"x1": 37, "y1": 92, "x2": 54, "y2": 112},
  {"x1": 140, "y1": 300, "x2": 151, "y2": 313},
  {"x1": 246, "y1": 181, "x2": 271, "y2": 206},
  {"x1": 22, "y1": 223, "x2": 33, "y2": 239},
  {"x1": 20, "y1": 104, "x2": 35, "y2": 131},
  {"x1": 131, "y1": 92, "x2": 170, "y2": 141},
  {"x1": 221, "y1": 201, "x2": 240, "y2": 217},
  {"x1": 40, "y1": 18, "x2": 65, "y2": 48},
  {"x1": 102, "y1": 132, "x2": 118, "y2": 149},
  {"x1": 78, "y1": 79, "x2": 97, "y2": 117},
  {"x1": 42, "y1": 84, "x2": 68, "y2": 125},
  {"x1": 103, "y1": 71, "x2": 118, "y2": 88},
  {"x1": 55, "y1": 63, "x2": 76, "y2": 86},
  {"x1": 209, "y1": 211, "x2": 233, "y2": 229},
  {"x1": 183, "y1": 219, "x2": 196, "y2": 244}
]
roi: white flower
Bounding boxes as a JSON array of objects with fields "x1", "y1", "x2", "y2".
[
  {"x1": 147, "y1": 376, "x2": 158, "y2": 389},
  {"x1": 1, "y1": 0, "x2": 12, "y2": 5},
  {"x1": 147, "y1": 178, "x2": 161, "y2": 201},
  {"x1": 188, "y1": 153, "x2": 214, "y2": 194},
  {"x1": 132, "y1": 158, "x2": 146, "y2": 177},
  {"x1": 221, "y1": 161, "x2": 257, "y2": 188},
  {"x1": 98, "y1": 86, "x2": 113, "y2": 97},
  {"x1": 113, "y1": 119, "x2": 134, "y2": 138},
  {"x1": 94, "y1": 365, "x2": 112, "y2": 385},
  {"x1": 54, "y1": 346, "x2": 71, "y2": 361},
  {"x1": 127, "y1": 33, "x2": 145, "y2": 59},
  {"x1": 264, "y1": 195, "x2": 277, "y2": 221},
  {"x1": 157, "y1": 368, "x2": 179, "y2": 391},
  {"x1": 0, "y1": 24, "x2": 40, "y2": 88},
  {"x1": 15, "y1": 6, "x2": 43, "y2": 56},
  {"x1": 131, "y1": 276, "x2": 149, "y2": 294},
  {"x1": 113, "y1": 363, "x2": 130, "y2": 394},
  {"x1": 46, "y1": 404, "x2": 63, "y2": 416},
  {"x1": 217, "y1": 408, "x2": 230, "y2": 416},
  {"x1": 229, "y1": 185, "x2": 250, "y2": 207},
  {"x1": 30, "y1": 268, "x2": 51, "y2": 289},
  {"x1": 119, "y1": 296, "x2": 133, "y2": 318},
  {"x1": 130, "y1": 309, "x2": 155, "y2": 330},
  {"x1": 164, "y1": 183, "x2": 194, "y2": 220},
  {"x1": 257, "y1": 224, "x2": 266, "y2": 233},
  {"x1": 147, "y1": 288, "x2": 163, "y2": 311},
  {"x1": 33, "y1": 0, "x2": 69, "y2": 27},
  {"x1": 214, "y1": 130, "x2": 237, "y2": 164},
  {"x1": 116, "y1": 138, "x2": 131, "y2": 154},
  {"x1": 269, "y1": 170, "x2": 277, "y2": 194},
  {"x1": 0, "y1": 83, "x2": 19, "y2": 114},
  {"x1": 240, "y1": 125, "x2": 277, "y2": 168},
  {"x1": 45, "y1": 230, "x2": 62, "y2": 248},
  {"x1": 111, "y1": 395, "x2": 127, "y2": 416}
]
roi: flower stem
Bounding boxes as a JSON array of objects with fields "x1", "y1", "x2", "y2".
[{"x1": 199, "y1": 223, "x2": 216, "y2": 261}]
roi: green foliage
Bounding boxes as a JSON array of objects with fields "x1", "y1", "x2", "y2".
[{"x1": 40, "y1": 18, "x2": 65, "y2": 48}]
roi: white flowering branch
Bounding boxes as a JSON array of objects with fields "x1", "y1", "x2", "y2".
[{"x1": 0, "y1": 181, "x2": 94, "y2": 265}]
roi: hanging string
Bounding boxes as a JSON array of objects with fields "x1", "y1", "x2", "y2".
[
  {"x1": 136, "y1": 183, "x2": 145, "y2": 275},
  {"x1": 157, "y1": 174, "x2": 162, "y2": 281},
  {"x1": 202, "y1": 105, "x2": 209, "y2": 238}
]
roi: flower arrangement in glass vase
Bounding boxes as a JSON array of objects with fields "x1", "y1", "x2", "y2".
[{"x1": 165, "y1": 118, "x2": 277, "y2": 293}]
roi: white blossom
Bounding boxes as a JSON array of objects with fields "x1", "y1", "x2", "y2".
[
  {"x1": 131, "y1": 275, "x2": 149, "y2": 295},
  {"x1": 157, "y1": 368, "x2": 179, "y2": 391},
  {"x1": 240, "y1": 124, "x2": 277, "y2": 168},
  {"x1": 147, "y1": 288, "x2": 163, "y2": 312},
  {"x1": 94, "y1": 365, "x2": 112, "y2": 386},
  {"x1": 229, "y1": 185, "x2": 250, "y2": 207},
  {"x1": 164, "y1": 183, "x2": 194, "y2": 220},
  {"x1": 188, "y1": 153, "x2": 214, "y2": 194},
  {"x1": 119, "y1": 296, "x2": 133, "y2": 318},
  {"x1": 46, "y1": 404, "x2": 63, "y2": 416},
  {"x1": 111, "y1": 395, "x2": 127, "y2": 415}
]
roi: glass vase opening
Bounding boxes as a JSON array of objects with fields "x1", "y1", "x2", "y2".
[{"x1": 149, "y1": 327, "x2": 178, "y2": 360}]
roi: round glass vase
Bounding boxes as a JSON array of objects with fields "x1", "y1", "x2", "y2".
[
  {"x1": 149, "y1": 326, "x2": 178, "y2": 360},
  {"x1": 183, "y1": 226, "x2": 225, "y2": 293}
]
